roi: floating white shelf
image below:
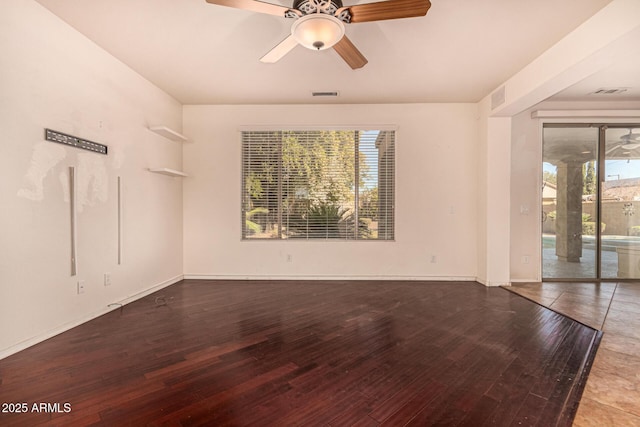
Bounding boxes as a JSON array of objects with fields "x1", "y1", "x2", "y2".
[
  {"x1": 149, "y1": 168, "x2": 188, "y2": 177},
  {"x1": 149, "y1": 126, "x2": 188, "y2": 142}
]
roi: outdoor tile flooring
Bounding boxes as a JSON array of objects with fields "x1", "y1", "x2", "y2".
[
  {"x1": 542, "y1": 247, "x2": 619, "y2": 279},
  {"x1": 507, "y1": 282, "x2": 640, "y2": 426}
]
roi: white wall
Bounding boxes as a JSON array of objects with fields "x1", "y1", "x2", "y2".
[
  {"x1": 0, "y1": 1, "x2": 184, "y2": 357},
  {"x1": 510, "y1": 108, "x2": 542, "y2": 281},
  {"x1": 476, "y1": 97, "x2": 511, "y2": 287},
  {"x1": 476, "y1": 103, "x2": 489, "y2": 284},
  {"x1": 183, "y1": 104, "x2": 478, "y2": 280}
]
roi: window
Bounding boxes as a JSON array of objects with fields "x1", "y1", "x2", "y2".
[{"x1": 242, "y1": 130, "x2": 395, "y2": 240}]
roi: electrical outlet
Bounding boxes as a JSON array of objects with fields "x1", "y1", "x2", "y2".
[
  {"x1": 286, "y1": 254, "x2": 293, "y2": 262},
  {"x1": 522, "y1": 255, "x2": 530, "y2": 264},
  {"x1": 431, "y1": 255, "x2": 437, "y2": 263},
  {"x1": 104, "y1": 273, "x2": 111, "y2": 286},
  {"x1": 77, "y1": 280, "x2": 85, "y2": 294}
]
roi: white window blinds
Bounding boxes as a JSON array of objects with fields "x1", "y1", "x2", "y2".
[{"x1": 242, "y1": 130, "x2": 394, "y2": 240}]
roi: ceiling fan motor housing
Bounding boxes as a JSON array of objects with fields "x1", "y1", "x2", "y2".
[{"x1": 289, "y1": 0, "x2": 351, "y2": 22}]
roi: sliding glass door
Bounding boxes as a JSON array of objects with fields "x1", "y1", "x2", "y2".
[
  {"x1": 601, "y1": 126, "x2": 640, "y2": 279},
  {"x1": 542, "y1": 124, "x2": 640, "y2": 280},
  {"x1": 542, "y1": 125, "x2": 598, "y2": 279}
]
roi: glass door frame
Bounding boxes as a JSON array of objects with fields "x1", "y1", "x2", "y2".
[{"x1": 542, "y1": 122, "x2": 640, "y2": 282}]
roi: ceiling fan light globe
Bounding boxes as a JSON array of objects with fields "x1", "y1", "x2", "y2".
[{"x1": 291, "y1": 14, "x2": 345, "y2": 51}]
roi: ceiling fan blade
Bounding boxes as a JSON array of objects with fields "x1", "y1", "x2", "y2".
[
  {"x1": 260, "y1": 35, "x2": 298, "y2": 63},
  {"x1": 333, "y1": 36, "x2": 367, "y2": 69},
  {"x1": 347, "y1": 0, "x2": 431, "y2": 23},
  {"x1": 205, "y1": 0, "x2": 291, "y2": 17}
]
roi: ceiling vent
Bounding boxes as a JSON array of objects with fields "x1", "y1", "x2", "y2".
[
  {"x1": 491, "y1": 86, "x2": 506, "y2": 110},
  {"x1": 312, "y1": 91, "x2": 339, "y2": 97},
  {"x1": 591, "y1": 87, "x2": 629, "y2": 95}
]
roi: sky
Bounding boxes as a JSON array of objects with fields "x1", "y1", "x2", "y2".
[
  {"x1": 359, "y1": 130, "x2": 380, "y2": 190},
  {"x1": 604, "y1": 159, "x2": 640, "y2": 180}
]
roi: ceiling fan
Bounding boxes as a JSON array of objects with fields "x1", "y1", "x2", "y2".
[
  {"x1": 620, "y1": 128, "x2": 640, "y2": 150},
  {"x1": 205, "y1": 0, "x2": 432, "y2": 69}
]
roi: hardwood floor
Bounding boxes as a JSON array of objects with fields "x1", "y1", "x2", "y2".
[
  {"x1": 507, "y1": 282, "x2": 640, "y2": 426},
  {"x1": 0, "y1": 280, "x2": 600, "y2": 426}
]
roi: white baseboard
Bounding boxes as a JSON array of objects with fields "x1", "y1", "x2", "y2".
[
  {"x1": 114, "y1": 274, "x2": 184, "y2": 306},
  {"x1": 0, "y1": 274, "x2": 184, "y2": 360},
  {"x1": 184, "y1": 274, "x2": 477, "y2": 282},
  {"x1": 475, "y1": 277, "x2": 511, "y2": 287},
  {"x1": 509, "y1": 279, "x2": 541, "y2": 284}
]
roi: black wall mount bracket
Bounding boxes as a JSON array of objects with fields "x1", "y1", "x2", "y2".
[{"x1": 45, "y1": 128, "x2": 108, "y2": 155}]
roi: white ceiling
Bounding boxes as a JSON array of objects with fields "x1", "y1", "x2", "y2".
[
  {"x1": 548, "y1": 24, "x2": 640, "y2": 103},
  {"x1": 35, "y1": 0, "x2": 628, "y2": 105}
]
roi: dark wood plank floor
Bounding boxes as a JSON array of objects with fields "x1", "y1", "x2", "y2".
[{"x1": 0, "y1": 280, "x2": 600, "y2": 426}]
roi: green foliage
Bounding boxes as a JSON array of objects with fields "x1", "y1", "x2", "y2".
[
  {"x1": 243, "y1": 133, "x2": 280, "y2": 230},
  {"x1": 245, "y1": 207, "x2": 269, "y2": 236},
  {"x1": 359, "y1": 187, "x2": 378, "y2": 220},
  {"x1": 281, "y1": 130, "x2": 362, "y2": 205},
  {"x1": 287, "y1": 201, "x2": 372, "y2": 239},
  {"x1": 548, "y1": 211, "x2": 592, "y2": 222},
  {"x1": 629, "y1": 226, "x2": 640, "y2": 236},
  {"x1": 583, "y1": 161, "x2": 596, "y2": 196},
  {"x1": 244, "y1": 130, "x2": 375, "y2": 239},
  {"x1": 346, "y1": 215, "x2": 373, "y2": 239},
  {"x1": 582, "y1": 214, "x2": 605, "y2": 236},
  {"x1": 307, "y1": 203, "x2": 349, "y2": 238},
  {"x1": 547, "y1": 211, "x2": 605, "y2": 235},
  {"x1": 582, "y1": 221, "x2": 605, "y2": 235},
  {"x1": 543, "y1": 171, "x2": 557, "y2": 186},
  {"x1": 246, "y1": 172, "x2": 264, "y2": 200}
]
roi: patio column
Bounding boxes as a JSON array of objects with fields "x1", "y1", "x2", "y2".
[{"x1": 555, "y1": 161, "x2": 583, "y2": 262}]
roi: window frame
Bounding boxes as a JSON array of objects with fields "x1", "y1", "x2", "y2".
[{"x1": 240, "y1": 127, "x2": 396, "y2": 242}]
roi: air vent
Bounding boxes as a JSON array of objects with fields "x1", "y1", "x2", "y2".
[
  {"x1": 591, "y1": 87, "x2": 629, "y2": 95},
  {"x1": 312, "y1": 91, "x2": 339, "y2": 97},
  {"x1": 491, "y1": 86, "x2": 506, "y2": 110}
]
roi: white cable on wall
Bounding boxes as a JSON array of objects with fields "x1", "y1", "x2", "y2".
[
  {"x1": 117, "y1": 176, "x2": 122, "y2": 265},
  {"x1": 70, "y1": 166, "x2": 77, "y2": 276}
]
